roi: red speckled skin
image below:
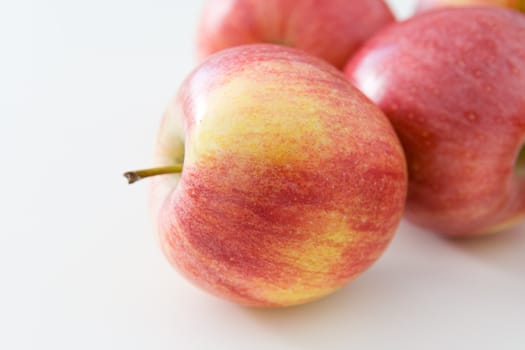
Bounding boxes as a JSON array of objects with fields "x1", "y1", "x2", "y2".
[
  {"x1": 152, "y1": 45, "x2": 407, "y2": 306},
  {"x1": 196, "y1": 0, "x2": 395, "y2": 69},
  {"x1": 345, "y1": 8, "x2": 525, "y2": 237}
]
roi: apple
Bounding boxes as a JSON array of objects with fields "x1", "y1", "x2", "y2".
[
  {"x1": 125, "y1": 44, "x2": 407, "y2": 307},
  {"x1": 415, "y1": 0, "x2": 525, "y2": 13},
  {"x1": 195, "y1": 0, "x2": 395, "y2": 69},
  {"x1": 344, "y1": 7, "x2": 525, "y2": 237}
]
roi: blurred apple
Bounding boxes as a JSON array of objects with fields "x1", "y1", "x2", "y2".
[
  {"x1": 196, "y1": 0, "x2": 395, "y2": 69},
  {"x1": 416, "y1": 0, "x2": 525, "y2": 13},
  {"x1": 126, "y1": 44, "x2": 407, "y2": 306},
  {"x1": 345, "y1": 8, "x2": 525, "y2": 237}
]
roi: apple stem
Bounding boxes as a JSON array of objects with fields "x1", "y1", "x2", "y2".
[
  {"x1": 517, "y1": 146, "x2": 525, "y2": 175},
  {"x1": 519, "y1": 0, "x2": 525, "y2": 12},
  {"x1": 123, "y1": 164, "x2": 183, "y2": 184}
]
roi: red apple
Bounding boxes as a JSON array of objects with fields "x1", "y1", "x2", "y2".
[
  {"x1": 416, "y1": 0, "x2": 525, "y2": 13},
  {"x1": 345, "y1": 7, "x2": 525, "y2": 237},
  {"x1": 196, "y1": 0, "x2": 395, "y2": 69},
  {"x1": 126, "y1": 44, "x2": 407, "y2": 307}
]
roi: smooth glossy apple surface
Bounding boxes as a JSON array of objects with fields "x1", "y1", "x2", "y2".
[
  {"x1": 345, "y1": 8, "x2": 525, "y2": 237},
  {"x1": 152, "y1": 44, "x2": 407, "y2": 307},
  {"x1": 196, "y1": 0, "x2": 395, "y2": 69},
  {"x1": 416, "y1": 0, "x2": 525, "y2": 13}
]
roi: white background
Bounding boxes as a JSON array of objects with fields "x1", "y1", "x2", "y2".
[{"x1": 1, "y1": 1, "x2": 524, "y2": 349}]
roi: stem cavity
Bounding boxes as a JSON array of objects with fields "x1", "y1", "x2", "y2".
[{"x1": 516, "y1": 145, "x2": 525, "y2": 176}]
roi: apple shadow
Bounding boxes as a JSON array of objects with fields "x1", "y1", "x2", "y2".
[
  {"x1": 446, "y1": 222, "x2": 525, "y2": 276},
  {"x1": 240, "y1": 274, "x2": 410, "y2": 349}
]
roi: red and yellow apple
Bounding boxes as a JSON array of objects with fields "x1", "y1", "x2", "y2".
[
  {"x1": 126, "y1": 44, "x2": 407, "y2": 307},
  {"x1": 415, "y1": 0, "x2": 525, "y2": 13},
  {"x1": 345, "y1": 8, "x2": 525, "y2": 237},
  {"x1": 196, "y1": 0, "x2": 395, "y2": 69}
]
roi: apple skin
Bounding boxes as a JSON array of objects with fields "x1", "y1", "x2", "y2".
[
  {"x1": 416, "y1": 0, "x2": 525, "y2": 13},
  {"x1": 344, "y1": 8, "x2": 525, "y2": 237},
  {"x1": 151, "y1": 44, "x2": 407, "y2": 307},
  {"x1": 196, "y1": 0, "x2": 395, "y2": 69}
]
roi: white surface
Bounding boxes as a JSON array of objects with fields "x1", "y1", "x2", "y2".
[{"x1": 1, "y1": 1, "x2": 524, "y2": 349}]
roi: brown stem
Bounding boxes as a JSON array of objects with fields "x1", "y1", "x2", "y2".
[
  {"x1": 519, "y1": 0, "x2": 525, "y2": 12},
  {"x1": 517, "y1": 146, "x2": 525, "y2": 176},
  {"x1": 123, "y1": 164, "x2": 183, "y2": 184}
]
